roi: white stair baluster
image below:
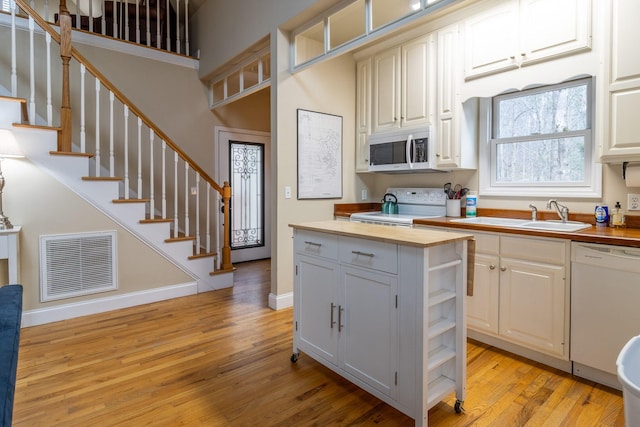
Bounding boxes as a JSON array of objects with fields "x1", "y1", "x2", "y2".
[
  {"x1": 156, "y1": 0, "x2": 160, "y2": 49},
  {"x1": 184, "y1": 0, "x2": 189, "y2": 55},
  {"x1": 137, "y1": 117, "x2": 142, "y2": 198},
  {"x1": 46, "y1": 32, "x2": 52, "y2": 126},
  {"x1": 184, "y1": 162, "x2": 189, "y2": 236},
  {"x1": 95, "y1": 78, "x2": 101, "y2": 174},
  {"x1": 74, "y1": 1, "x2": 80, "y2": 29},
  {"x1": 206, "y1": 184, "x2": 210, "y2": 253},
  {"x1": 109, "y1": 91, "x2": 114, "y2": 176},
  {"x1": 149, "y1": 129, "x2": 155, "y2": 216},
  {"x1": 135, "y1": 0, "x2": 139, "y2": 43},
  {"x1": 10, "y1": 0, "x2": 17, "y2": 97},
  {"x1": 29, "y1": 15, "x2": 35, "y2": 124},
  {"x1": 165, "y1": 0, "x2": 169, "y2": 50},
  {"x1": 161, "y1": 140, "x2": 166, "y2": 219},
  {"x1": 124, "y1": 0, "x2": 129, "y2": 42},
  {"x1": 123, "y1": 105, "x2": 129, "y2": 198},
  {"x1": 195, "y1": 174, "x2": 200, "y2": 254},
  {"x1": 101, "y1": 0, "x2": 106, "y2": 36},
  {"x1": 175, "y1": 0, "x2": 180, "y2": 54},
  {"x1": 80, "y1": 64, "x2": 86, "y2": 152},
  {"x1": 145, "y1": 0, "x2": 150, "y2": 47},
  {"x1": 44, "y1": 0, "x2": 49, "y2": 23},
  {"x1": 113, "y1": 0, "x2": 118, "y2": 39},
  {"x1": 173, "y1": 152, "x2": 178, "y2": 238},
  {"x1": 88, "y1": 0, "x2": 93, "y2": 32}
]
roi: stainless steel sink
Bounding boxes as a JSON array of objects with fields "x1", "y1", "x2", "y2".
[{"x1": 450, "y1": 217, "x2": 591, "y2": 232}]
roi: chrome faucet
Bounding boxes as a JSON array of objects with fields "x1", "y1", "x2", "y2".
[
  {"x1": 547, "y1": 199, "x2": 569, "y2": 222},
  {"x1": 528, "y1": 204, "x2": 537, "y2": 221}
]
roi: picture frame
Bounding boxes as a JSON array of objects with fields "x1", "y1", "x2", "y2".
[{"x1": 296, "y1": 109, "x2": 343, "y2": 199}]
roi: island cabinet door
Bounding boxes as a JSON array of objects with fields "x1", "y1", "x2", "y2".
[
  {"x1": 295, "y1": 256, "x2": 340, "y2": 366},
  {"x1": 339, "y1": 266, "x2": 398, "y2": 399}
]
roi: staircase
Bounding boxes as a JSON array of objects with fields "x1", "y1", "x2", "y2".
[{"x1": 1, "y1": 1, "x2": 234, "y2": 295}]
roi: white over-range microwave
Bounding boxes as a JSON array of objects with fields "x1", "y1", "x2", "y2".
[{"x1": 368, "y1": 128, "x2": 441, "y2": 173}]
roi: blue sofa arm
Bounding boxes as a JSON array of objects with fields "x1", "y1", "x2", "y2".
[{"x1": 0, "y1": 284, "x2": 23, "y2": 427}]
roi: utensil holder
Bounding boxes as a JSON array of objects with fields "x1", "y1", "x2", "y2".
[{"x1": 446, "y1": 199, "x2": 461, "y2": 217}]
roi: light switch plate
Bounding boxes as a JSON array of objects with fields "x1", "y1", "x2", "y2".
[
  {"x1": 284, "y1": 186, "x2": 292, "y2": 199},
  {"x1": 628, "y1": 194, "x2": 640, "y2": 211}
]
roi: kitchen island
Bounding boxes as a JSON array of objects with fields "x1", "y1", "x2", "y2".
[{"x1": 289, "y1": 221, "x2": 473, "y2": 426}]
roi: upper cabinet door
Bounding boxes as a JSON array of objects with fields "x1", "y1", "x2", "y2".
[
  {"x1": 519, "y1": 0, "x2": 592, "y2": 66},
  {"x1": 464, "y1": 0, "x2": 519, "y2": 79},
  {"x1": 401, "y1": 35, "x2": 431, "y2": 129},
  {"x1": 372, "y1": 47, "x2": 402, "y2": 134},
  {"x1": 464, "y1": 0, "x2": 591, "y2": 80}
]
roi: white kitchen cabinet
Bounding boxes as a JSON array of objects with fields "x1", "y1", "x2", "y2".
[
  {"x1": 466, "y1": 231, "x2": 569, "y2": 358},
  {"x1": 435, "y1": 24, "x2": 477, "y2": 169},
  {"x1": 356, "y1": 58, "x2": 371, "y2": 172},
  {"x1": 599, "y1": 0, "x2": 640, "y2": 162},
  {"x1": 291, "y1": 223, "x2": 470, "y2": 425},
  {"x1": 464, "y1": 0, "x2": 592, "y2": 80},
  {"x1": 371, "y1": 35, "x2": 432, "y2": 134}
]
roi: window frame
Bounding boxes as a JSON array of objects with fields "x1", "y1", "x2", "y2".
[{"x1": 479, "y1": 77, "x2": 602, "y2": 198}]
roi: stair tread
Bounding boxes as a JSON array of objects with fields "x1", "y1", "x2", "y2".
[
  {"x1": 0, "y1": 96, "x2": 28, "y2": 124},
  {"x1": 188, "y1": 252, "x2": 216, "y2": 260},
  {"x1": 82, "y1": 176, "x2": 123, "y2": 181},
  {"x1": 210, "y1": 266, "x2": 236, "y2": 276},
  {"x1": 165, "y1": 236, "x2": 196, "y2": 243},
  {"x1": 140, "y1": 217, "x2": 174, "y2": 223},
  {"x1": 50, "y1": 150, "x2": 93, "y2": 158},
  {"x1": 112, "y1": 198, "x2": 150, "y2": 203},
  {"x1": 13, "y1": 123, "x2": 61, "y2": 131}
]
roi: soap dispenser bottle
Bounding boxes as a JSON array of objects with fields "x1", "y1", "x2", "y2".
[{"x1": 610, "y1": 201, "x2": 626, "y2": 228}]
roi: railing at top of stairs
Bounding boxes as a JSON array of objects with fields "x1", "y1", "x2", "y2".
[{"x1": 8, "y1": 0, "x2": 233, "y2": 272}]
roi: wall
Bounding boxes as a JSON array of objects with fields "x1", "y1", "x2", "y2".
[
  {"x1": 1, "y1": 157, "x2": 192, "y2": 313},
  {"x1": 211, "y1": 88, "x2": 271, "y2": 132},
  {"x1": 74, "y1": 43, "x2": 217, "y2": 179},
  {"x1": 272, "y1": 28, "x2": 364, "y2": 299}
]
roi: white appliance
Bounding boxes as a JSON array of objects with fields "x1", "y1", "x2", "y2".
[
  {"x1": 571, "y1": 242, "x2": 640, "y2": 390},
  {"x1": 349, "y1": 187, "x2": 446, "y2": 227},
  {"x1": 368, "y1": 129, "x2": 443, "y2": 173}
]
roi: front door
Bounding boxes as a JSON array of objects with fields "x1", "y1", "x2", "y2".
[{"x1": 217, "y1": 128, "x2": 271, "y2": 263}]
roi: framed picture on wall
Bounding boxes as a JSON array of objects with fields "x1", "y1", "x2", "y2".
[{"x1": 296, "y1": 109, "x2": 343, "y2": 199}]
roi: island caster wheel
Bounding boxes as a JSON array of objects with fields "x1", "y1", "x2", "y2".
[
  {"x1": 454, "y1": 399, "x2": 464, "y2": 414},
  {"x1": 290, "y1": 353, "x2": 299, "y2": 363}
]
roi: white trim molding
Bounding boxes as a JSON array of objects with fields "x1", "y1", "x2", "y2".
[
  {"x1": 269, "y1": 291, "x2": 293, "y2": 310},
  {"x1": 21, "y1": 281, "x2": 198, "y2": 327}
]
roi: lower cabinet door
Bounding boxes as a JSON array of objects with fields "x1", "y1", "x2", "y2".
[
  {"x1": 339, "y1": 266, "x2": 398, "y2": 398},
  {"x1": 467, "y1": 253, "x2": 500, "y2": 334},
  {"x1": 296, "y1": 256, "x2": 340, "y2": 365},
  {"x1": 498, "y1": 258, "x2": 566, "y2": 357}
]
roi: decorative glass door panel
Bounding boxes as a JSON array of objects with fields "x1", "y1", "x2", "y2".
[{"x1": 229, "y1": 141, "x2": 264, "y2": 250}]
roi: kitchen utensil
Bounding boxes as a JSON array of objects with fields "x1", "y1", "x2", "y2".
[
  {"x1": 458, "y1": 188, "x2": 469, "y2": 199},
  {"x1": 444, "y1": 183, "x2": 452, "y2": 199},
  {"x1": 381, "y1": 193, "x2": 399, "y2": 214}
]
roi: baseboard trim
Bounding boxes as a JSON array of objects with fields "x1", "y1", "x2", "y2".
[
  {"x1": 268, "y1": 292, "x2": 293, "y2": 310},
  {"x1": 22, "y1": 282, "x2": 198, "y2": 327}
]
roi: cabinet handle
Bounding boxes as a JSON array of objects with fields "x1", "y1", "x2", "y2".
[
  {"x1": 500, "y1": 266, "x2": 507, "y2": 272},
  {"x1": 304, "y1": 241, "x2": 322, "y2": 247},
  {"x1": 489, "y1": 264, "x2": 496, "y2": 270},
  {"x1": 436, "y1": 153, "x2": 441, "y2": 157},
  {"x1": 338, "y1": 305, "x2": 344, "y2": 332},
  {"x1": 352, "y1": 250, "x2": 374, "y2": 258},
  {"x1": 330, "y1": 302, "x2": 336, "y2": 329}
]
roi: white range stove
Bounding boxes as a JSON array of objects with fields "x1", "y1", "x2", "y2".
[{"x1": 350, "y1": 187, "x2": 447, "y2": 227}]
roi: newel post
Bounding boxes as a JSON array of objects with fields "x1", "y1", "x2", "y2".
[
  {"x1": 221, "y1": 181, "x2": 233, "y2": 270},
  {"x1": 58, "y1": 0, "x2": 72, "y2": 152}
]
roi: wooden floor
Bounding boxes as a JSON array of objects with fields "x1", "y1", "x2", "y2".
[{"x1": 13, "y1": 259, "x2": 625, "y2": 426}]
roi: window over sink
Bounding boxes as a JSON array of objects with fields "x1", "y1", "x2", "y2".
[{"x1": 479, "y1": 77, "x2": 602, "y2": 198}]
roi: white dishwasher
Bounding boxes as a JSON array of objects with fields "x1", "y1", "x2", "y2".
[{"x1": 571, "y1": 242, "x2": 640, "y2": 390}]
